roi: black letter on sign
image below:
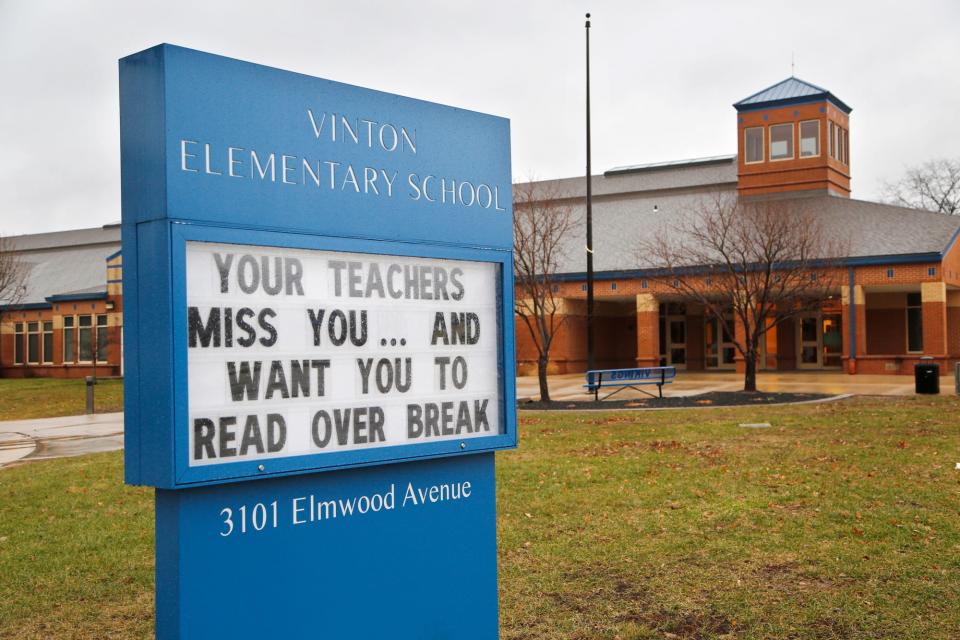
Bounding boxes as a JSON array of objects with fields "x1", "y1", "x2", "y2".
[
  {"x1": 431, "y1": 312, "x2": 448, "y2": 345},
  {"x1": 227, "y1": 361, "x2": 262, "y2": 401},
  {"x1": 214, "y1": 253, "x2": 234, "y2": 293},
  {"x1": 258, "y1": 308, "x2": 278, "y2": 347},
  {"x1": 308, "y1": 309, "x2": 326, "y2": 346},
  {"x1": 312, "y1": 410, "x2": 332, "y2": 448},
  {"x1": 193, "y1": 418, "x2": 216, "y2": 459},
  {"x1": 189, "y1": 307, "x2": 220, "y2": 348},
  {"x1": 267, "y1": 414, "x2": 286, "y2": 452}
]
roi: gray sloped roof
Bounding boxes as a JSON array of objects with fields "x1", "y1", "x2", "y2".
[
  {"x1": 5, "y1": 227, "x2": 120, "y2": 306},
  {"x1": 540, "y1": 174, "x2": 960, "y2": 276},
  {"x1": 734, "y1": 76, "x2": 852, "y2": 113},
  {"x1": 9, "y1": 225, "x2": 120, "y2": 252}
]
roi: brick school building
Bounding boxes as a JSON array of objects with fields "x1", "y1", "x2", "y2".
[
  {"x1": 0, "y1": 226, "x2": 123, "y2": 378},
  {"x1": 515, "y1": 78, "x2": 960, "y2": 377}
]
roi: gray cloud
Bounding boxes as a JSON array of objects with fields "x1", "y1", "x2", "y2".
[{"x1": 1, "y1": 0, "x2": 958, "y2": 235}]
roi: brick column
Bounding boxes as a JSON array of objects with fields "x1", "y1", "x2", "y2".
[
  {"x1": 921, "y1": 282, "x2": 948, "y2": 356},
  {"x1": 948, "y1": 290, "x2": 960, "y2": 357},
  {"x1": 635, "y1": 294, "x2": 659, "y2": 367}
]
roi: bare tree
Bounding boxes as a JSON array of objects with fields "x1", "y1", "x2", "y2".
[
  {"x1": 513, "y1": 179, "x2": 577, "y2": 402},
  {"x1": 882, "y1": 158, "x2": 960, "y2": 215},
  {"x1": 0, "y1": 235, "x2": 26, "y2": 306},
  {"x1": 643, "y1": 194, "x2": 846, "y2": 392}
]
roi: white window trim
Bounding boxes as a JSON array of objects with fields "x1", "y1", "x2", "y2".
[
  {"x1": 63, "y1": 315, "x2": 76, "y2": 364},
  {"x1": 769, "y1": 123, "x2": 794, "y2": 162},
  {"x1": 743, "y1": 126, "x2": 765, "y2": 164},
  {"x1": 77, "y1": 314, "x2": 95, "y2": 364},
  {"x1": 799, "y1": 120, "x2": 820, "y2": 158},
  {"x1": 41, "y1": 321, "x2": 54, "y2": 365},
  {"x1": 13, "y1": 322, "x2": 25, "y2": 366},
  {"x1": 26, "y1": 322, "x2": 41, "y2": 365}
]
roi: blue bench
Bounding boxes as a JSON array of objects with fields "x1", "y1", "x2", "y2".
[{"x1": 584, "y1": 366, "x2": 677, "y2": 401}]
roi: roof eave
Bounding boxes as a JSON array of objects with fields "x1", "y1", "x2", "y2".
[{"x1": 734, "y1": 93, "x2": 852, "y2": 115}]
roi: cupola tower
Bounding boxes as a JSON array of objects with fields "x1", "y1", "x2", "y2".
[{"x1": 734, "y1": 77, "x2": 851, "y2": 198}]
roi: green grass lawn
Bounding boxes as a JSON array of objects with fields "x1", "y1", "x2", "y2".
[
  {"x1": 1, "y1": 396, "x2": 959, "y2": 639},
  {"x1": 0, "y1": 378, "x2": 123, "y2": 421}
]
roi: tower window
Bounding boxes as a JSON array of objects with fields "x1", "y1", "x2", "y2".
[
  {"x1": 744, "y1": 127, "x2": 764, "y2": 164},
  {"x1": 829, "y1": 121, "x2": 836, "y2": 158},
  {"x1": 770, "y1": 123, "x2": 794, "y2": 161},
  {"x1": 799, "y1": 120, "x2": 819, "y2": 157}
]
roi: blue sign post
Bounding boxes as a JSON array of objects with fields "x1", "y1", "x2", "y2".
[{"x1": 120, "y1": 44, "x2": 515, "y2": 638}]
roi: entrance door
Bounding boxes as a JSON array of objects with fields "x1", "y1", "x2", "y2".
[
  {"x1": 797, "y1": 313, "x2": 843, "y2": 369},
  {"x1": 705, "y1": 315, "x2": 736, "y2": 369},
  {"x1": 659, "y1": 315, "x2": 687, "y2": 368},
  {"x1": 797, "y1": 314, "x2": 822, "y2": 368}
]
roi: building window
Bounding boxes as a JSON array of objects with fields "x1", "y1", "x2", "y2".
[
  {"x1": 64, "y1": 316, "x2": 76, "y2": 363},
  {"x1": 799, "y1": 120, "x2": 819, "y2": 157},
  {"x1": 829, "y1": 121, "x2": 835, "y2": 158},
  {"x1": 769, "y1": 123, "x2": 793, "y2": 161},
  {"x1": 14, "y1": 322, "x2": 24, "y2": 365},
  {"x1": 27, "y1": 322, "x2": 40, "y2": 364},
  {"x1": 581, "y1": 284, "x2": 587, "y2": 292},
  {"x1": 97, "y1": 315, "x2": 108, "y2": 363},
  {"x1": 906, "y1": 293, "x2": 923, "y2": 353},
  {"x1": 611, "y1": 282, "x2": 618, "y2": 290},
  {"x1": 641, "y1": 280, "x2": 648, "y2": 289},
  {"x1": 78, "y1": 315, "x2": 93, "y2": 362},
  {"x1": 886, "y1": 268, "x2": 894, "y2": 279},
  {"x1": 744, "y1": 127, "x2": 764, "y2": 164},
  {"x1": 42, "y1": 322, "x2": 53, "y2": 364},
  {"x1": 842, "y1": 129, "x2": 849, "y2": 165},
  {"x1": 928, "y1": 267, "x2": 937, "y2": 277}
]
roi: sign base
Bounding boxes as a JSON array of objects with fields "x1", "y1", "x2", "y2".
[{"x1": 155, "y1": 453, "x2": 498, "y2": 639}]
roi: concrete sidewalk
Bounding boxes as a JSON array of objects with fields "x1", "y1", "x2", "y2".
[
  {"x1": 0, "y1": 412, "x2": 124, "y2": 468},
  {"x1": 1, "y1": 371, "x2": 955, "y2": 467},
  {"x1": 518, "y1": 370, "x2": 959, "y2": 402}
]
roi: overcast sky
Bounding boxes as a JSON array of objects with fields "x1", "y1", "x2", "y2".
[{"x1": 1, "y1": 0, "x2": 958, "y2": 236}]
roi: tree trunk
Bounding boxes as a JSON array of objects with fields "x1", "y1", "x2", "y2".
[
  {"x1": 743, "y1": 351, "x2": 758, "y2": 392},
  {"x1": 537, "y1": 354, "x2": 551, "y2": 403}
]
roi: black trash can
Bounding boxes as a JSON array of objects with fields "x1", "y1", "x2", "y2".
[{"x1": 914, "y1": 360, "x2": 940, "y2": 395}]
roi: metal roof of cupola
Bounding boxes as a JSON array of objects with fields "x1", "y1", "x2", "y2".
[
  {"x1": 734, "y1": 77, "x2": 853, "y2": 199},
  {"x1": 734, "y1": 77, "x2": 852, "y2": 114}
]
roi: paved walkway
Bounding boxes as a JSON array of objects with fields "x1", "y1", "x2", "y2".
[
  {"x1": 0, "y1": 372, "x2": 955, "y2": 467},
  {"x1": 518, "y1": 371, "x2": 959, "y2": 402},
  {"x1": 0, "y1": 412, "x2": 124, "y2": 468}
]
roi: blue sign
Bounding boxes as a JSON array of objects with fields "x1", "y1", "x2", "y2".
[{"x1": 120, "y1": 44, "x2": 515, "y2": 639}]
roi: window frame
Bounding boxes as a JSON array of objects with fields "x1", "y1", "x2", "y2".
[
  {"x1": 14, "y1": 322, "x2": 24, "y2": 365},
  {"x1": 63, "y1": 315, "x2": 76, "y2": 363},
  {"x1": 96, "y1": 314, "x2": 109, "y2": 363},
  {"x1": 799, "y1": 120, "x2": 820, "y2": 158},
  {"x1": 42, "y1": 321, "x2": 54, "y2": 364},
  {"x1": 769, "y1": 123, "x2": 794, "y2": 162},
  {"x1": 78, "y1": 314, "x2": 94, "y2": 363},
  {"x1": 829, "y1": 121, "x2": 835, "y2": 158},
  {"x1": 26, "y1": 321, "x2": 40, "y2": 365},
  {"x1": 744, "y1": 126, "x2": 765, "y2": 164}
]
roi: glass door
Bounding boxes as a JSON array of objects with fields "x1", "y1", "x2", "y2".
[
  {"x1": 659, "y1": 314, "x2": 687, "y2": 369},
  {"x1": 797, "y1": 314, "x2": 822, "y2": 368},
  {"x1": 822, "y1": 313, "x2": 843, "y2": 368},
  {"x1": 705, "y1": 314, "x2": 736, "y2": 369},
  {"x1": 667, "y1": 317, "x2": 687, "y2": 368}
]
